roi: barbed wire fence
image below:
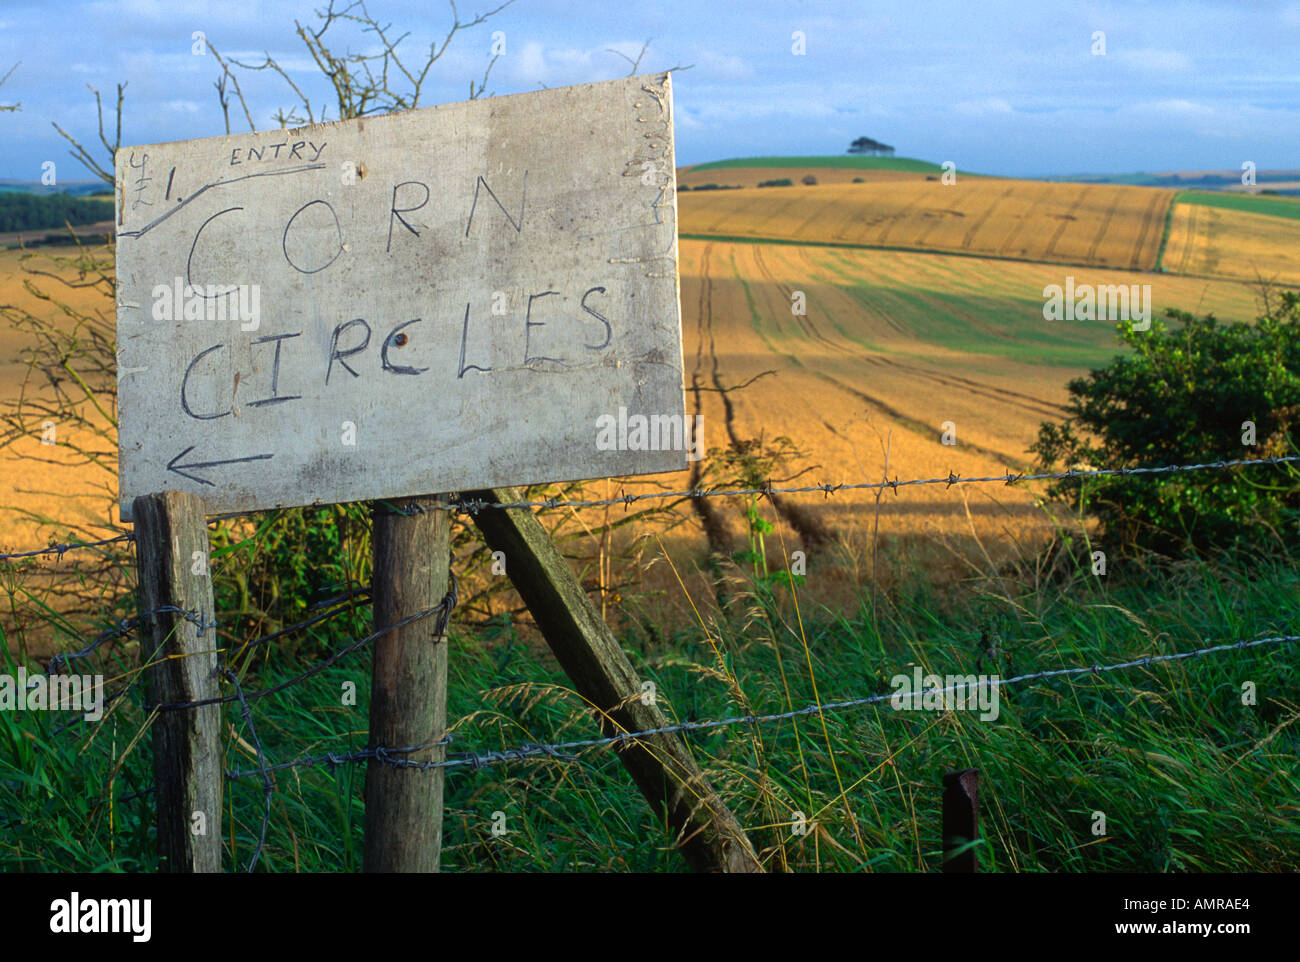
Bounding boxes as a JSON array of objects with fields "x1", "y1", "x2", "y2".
[
  {"x1": 6, "y1": 455, "x2": 1298, "y2": 559},
  {"x1": 3, "y1": 453, "x2": 1298, "y2": 870}
]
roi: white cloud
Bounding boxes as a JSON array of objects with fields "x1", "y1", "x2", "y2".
[
  {"x1": 1127, "y1": 98, "x2": 1214, "y2": 116},
  {"x1": 1112, "y1": 48, "x2": 1193, "y2": 73},
  {"x1": 953, "y1": 97, "x2": 1013, "y2": 117},
  {"x1": 692, "y1": 51, "x2": 751, "y2": 82},
  {"x1": 676, "y1": 107, "x2": 703, "y2": 129},
  {"x1": 685, "y1": 92, "x2": 837, "y2": 121},
  {"x1": 508, "y1": 40, "x2": 551, "y2": 85}
]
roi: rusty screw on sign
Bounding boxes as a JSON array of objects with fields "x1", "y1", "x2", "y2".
[
  {"x1": 393, "y1": 333, "x2": 408, "y2": 346},
  {"x1": 942, "y1": 768, "x2": 980, "y2": 872}
]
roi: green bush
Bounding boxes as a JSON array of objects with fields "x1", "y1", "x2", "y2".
[
  {"x1": 209, "y1": 503, "x2": 374, "y2": 663},
  {"x1": 1030, "y1": 292, "x2": 1300, "y2": 554},
  {"x1": 757, "y1": 178, "x2": 794, "y2": 188}
]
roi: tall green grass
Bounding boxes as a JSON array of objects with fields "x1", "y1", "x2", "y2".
[{"x1": 2, "y1": 522, "x2": 1296, "y2": 872}]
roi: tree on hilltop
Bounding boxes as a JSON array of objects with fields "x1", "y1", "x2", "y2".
[{"x1": 848, "y1": 136, "x2": 893, "y2": 156}]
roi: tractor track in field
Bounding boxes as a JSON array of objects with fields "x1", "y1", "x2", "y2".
[
  {"x1": 689, "y1": 240, "x2": 1057, "y2": 541},
  {"x1": 1174, "y1": 201, "x2": 1200, "y2": 275},
  {"x1": 873, "y1": 191, "x2": 926, "y2": 245},
  {"x1": 818, "y1": 248, "x2": 912, "y2": 337},
  {"x1": 1044, "y1": 188, "x2": 1089, "y2": 260},
  {"x1": 1128, "y1": 189, "x2": 1167, "y2": 270},
  {"x1": 1084, "y1": 191, "x2": 1118, "y2": 265},
  {"x1": 997, "y1": 190, "x2": 1047, "y2": 259},
  {"x1": 689, "y1": 243, "x2": 732, "y2": 559},
  {"x1": 710, "y1": 195, "x2": 803, "y2": 238},
  {"x1": 858, "y1": 354, "x2": 1066, "y2": 420},
  {"x1": 751, "y1": 245, "x2": 838, "y2": 350},
  {"x1": 755, "y1": 247, "x2": 1063, "y2": 421},
  {"x1": 689, "y1": 246, "x2": 837, "y2": 550},
  {"x1": 808, "y1": 369, "x2": 1033, "y2": 470},
  {"x1": 961, "y1": 185, "x2": 1017, "y2": 250},
  {"x1": 721, "y1": 248, "x2": 836, "y2": 547}
]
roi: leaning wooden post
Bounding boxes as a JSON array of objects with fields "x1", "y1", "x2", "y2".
[
  {"x1": 364, "y1": 495, "x2": 452, "y2": 872},
  {"x1": 467, "y1": 487, "x2": 764, "y2": 873},
  {"x1": 942, "y1": 767, "x2": 980, "y2": 872},
  {"x1": 134, "y1": 490, "x2": 222, "y2": 873}
]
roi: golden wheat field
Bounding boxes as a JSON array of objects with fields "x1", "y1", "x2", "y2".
[
  {"x1": 0, "y1": 238, "x2": 1270, "y2": 555},
  {"x1": 678, "y1": 178, "x2": 1174, "y2": 270},
  {"x1": 0, "y1": 247, "x2": 118, "y2": 552},
  {"x1": 0, "y1": 232, "x2": 1280, "y2": 638},
  {"x1": 667, "y1": 237, "x2": 1265, "y2": 557},
  {"x1": 1162, "y1": 202, "x2": 1300, "y2": 287}
]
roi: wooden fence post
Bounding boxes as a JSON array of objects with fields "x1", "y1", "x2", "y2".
[
  {"x1": 134, "y1": 490, "x2": 222, "y2": 873},
  {"x1": 942, "y1": 767, "x2": 980, "y2": 872},
  {"x1": 364, "y1": 495, "x2": 451, "y2": 872},
  {"x1": 467, "y1": 487, "x2": 765, "y2": 873}
]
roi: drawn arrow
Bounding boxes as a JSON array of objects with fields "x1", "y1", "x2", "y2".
[{"x1": 167, "y1": 446, "x2": 275, "y2": 486}]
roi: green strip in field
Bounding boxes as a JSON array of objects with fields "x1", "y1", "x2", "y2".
[
  {"x1": 686, "y1": 155, "x2": 950, "y2": 174},
  {"x1": 1175, "y1": 189, "x2": 1300, "y2": 222},
  {"x1": 799, "y1": 249, "x2": 1135, "y2": 368}
]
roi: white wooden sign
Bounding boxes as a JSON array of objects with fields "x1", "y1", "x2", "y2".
[{"x1": 114, "y1": 74, "x2": 686, "y2": 521}]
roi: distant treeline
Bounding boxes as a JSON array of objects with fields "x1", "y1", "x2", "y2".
[{"x1": 0, "y1": 192, "x2": 113, "y2": 232}]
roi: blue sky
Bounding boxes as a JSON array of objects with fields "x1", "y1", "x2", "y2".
[{"x1": 1, "y1": 0, "x2": 1297, "y2": 181}]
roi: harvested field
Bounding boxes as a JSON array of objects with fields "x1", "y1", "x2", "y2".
[
  {"x1": 0, "y1": 238, "x2": 1266, "y2": 560},
  {"x1": 0, "y1": 233, "x2": 1275, "y2": 641},
  {"x1": 678, "y1": 178, "x2": 1174, "y2": 270},
  {"x1": 665, "y1": 238, "x2": 1266, "y2": 559},
  {"x1": 1163, "y1": 201, "x2": 1300, "y2": 287},
  {"x1": 0, "y1": 246, "x2": 118, "y2": 551}
]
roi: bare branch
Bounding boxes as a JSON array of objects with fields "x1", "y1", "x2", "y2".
[
  {"x1": 206, "y1": 0, "x2": 517, "y2": 126},
  {"x1": 0, "y1": 61, "x2": 20, "y2": 112},
  {"x1": 207, "y1": 45, "x2": 258, "y2": 132},
  {"x1": 49, "y1": 84, "x2": 124, "y2": 185},
  {"x1": 607, "y1": 39, "x2": 651, "y2": 75},
  {"x1": 469, "y1": 52, "x2": 500, "y2": 99},
  {"x1": 607, "y1": 39, "x2": 693, "y2": 78}
]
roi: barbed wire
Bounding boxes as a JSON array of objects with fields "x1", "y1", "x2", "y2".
[
  {"x1": 227, "y1": 592, "x2": 370, "y2": 661},
  {"x1": 221, "y1": 666, "x2": 272, "y2": 873},
  {"x1": 13, "y1": 451, "x2": 1299, "y2": 859},
  {"x1": 223, "y1": 630, "x2": 1299, "y2": 780},
  {"x1": 149, "y1": 606, "x2": 436, "y2": 713},
  {"x1": 5, "y1": 453, "x2": 1295, "y2": 562},
  {"x1": 153, "y1": 564, "x2": 458, "y2": 713},
  {"x1": 0, "y1": 532, "x2": 134, "y2": 562},
  {"x1": 45, "y1": 605, "x2": 195, "y2": 674},
  {"x1": 442, "y1": 455, "x2": 1300, "y2": 514},
  {"x1": 45, "y1": 597, "x2": 374, "y2": 737}
]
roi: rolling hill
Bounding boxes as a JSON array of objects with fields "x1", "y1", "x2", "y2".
[{"x1": 677, "y1": 175, "x2": 1172, "y2": 270}]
